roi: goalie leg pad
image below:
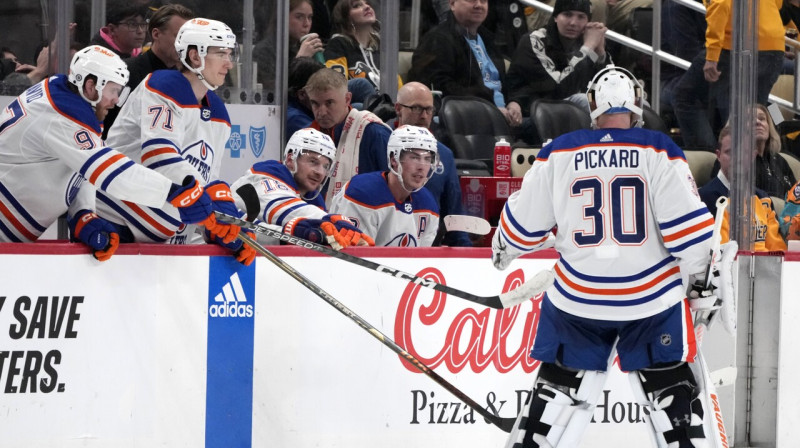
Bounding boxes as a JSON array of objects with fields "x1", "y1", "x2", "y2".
[
  {"x1": 631, "y1": 362, "x2": 707, "y2": 447},
  {"x1": 509, "y1": 362, "x2": 606, "y2": 448}
]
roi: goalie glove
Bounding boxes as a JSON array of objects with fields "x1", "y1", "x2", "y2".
[
  {"x1": 688, "y1": 241, "x2": 738, "y2": 334},
  {"x1": 205, "y1": 180, "x2": 241, "y2": 244},
  {"x1": 68, "y1": 210, "x2": 120, "y2": 261}
]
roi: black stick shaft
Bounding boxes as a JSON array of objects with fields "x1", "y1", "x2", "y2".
[
  {"x1": 237, "y1": 232, "x2": 516, "y2": 433},
  {"x1": 217, "y1": 212, "x2": 506, "y2": 309}
]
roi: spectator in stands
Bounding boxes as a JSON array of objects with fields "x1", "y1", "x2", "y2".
[
  {"x1": 304, "y1": 68, "x2": 392, "y2": 205},
  {"x1": 659, "y1": 0, "x2": 706, "y2": 116},
  {"x1": 780, "y1": 178, "x2": 800, "y2": 240},
  {"x1": 753, "y1": 104, "x2": 796, "y2": 198},
  {"x1": 395, "y1": 82, "x2": 471, "y2": 246},
  {"x1": 506, "y1": 0, "x2": 608, "y2": 117},
  {"x1": 330, "y1": 125, "x2": 441, "y2": 247},
  {"x1": 287, "y1": 57, "x2": 326, "y2": 144},
  {"x1": 103, "y1": 4, "x2": 194, "y2": 139},
  {"x1": 407, "y1": 0, "x2": 524, "y2": 129},
  {"x1": 89, "y1": 1, "x2": 148, "y2": 59},
  {"x1": 673, "y1": 0, "x2": 784, "y2": 150},
  {"x1": 781, "y1": 0, "x2": 800, "y2": 31},
  {"x1": 290, "y1": 0, "x2": 325, "y2": 61},
  {"x1": 126, "y1": 4, "x2": 194, "y2": 90},
  {"x1": 0, "y1": 45, "x2": 48, "y2": 87},
  {"x1": 589, "y1": 0, "x2": 652, "y2": 37},
  {"x1": 699, "y1": 125, "x2": 786, "y2": 251},
  {"x1": 324, "y1": 0, "x2": 380, "y2": 105}
]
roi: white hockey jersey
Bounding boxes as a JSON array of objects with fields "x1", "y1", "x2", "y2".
[
  {"x1": 95, "y1": 70, "x2": 231, "y2": 243},
  {"x1": 230, "y1": 160, "x2": 327, "y2": 226},
  {"x1": 0, "y1": 75, "x2": 172, "y2": 242},
  {"x1": 496, "y1": 127, "x2": 714, "y2": 320},
  {"x1": 330, "y1": 171, "x2": 439, "y2": 247}
]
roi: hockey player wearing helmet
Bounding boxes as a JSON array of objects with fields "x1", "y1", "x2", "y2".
[
  {"x1": 329, "y1": 125, "x2": 441, "y2": 247},
  {"x1": 94, "y1": 19, "x2": 250, "y2": 264},
  {"x1": 230, "y1": 128, "x2": 375, "y2": 250},
  {"x1": 492, "y1": 65, "x2": 736, "y2": 447},
  {"x1": 0, "y1": 45, "x2": 219, "y2": 261}
]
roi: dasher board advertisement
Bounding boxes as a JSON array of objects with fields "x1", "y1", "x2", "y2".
[{"x1": 0, "y1": 247, "x2": 737, "y2": 447}]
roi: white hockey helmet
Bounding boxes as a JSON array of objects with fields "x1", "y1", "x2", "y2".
[
  {"x1": 68, "y1": 45, "x2": 130, "y2": 108},
  {"x1": 175, "y1": 18, "x2": 239, "y2": 90},
  {"x1": 387, "y1": 125, "x2": 443, "y2": 192},
  {"x1": 586, "y1": 65, "x2": 643, "y2": 127},
  {"x1": 284, "y1": 128, "x2": 337, "y2": 199}
]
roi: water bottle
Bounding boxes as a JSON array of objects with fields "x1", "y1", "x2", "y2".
[
  {"x1": 494, "y1": 138, "x2": 511, "y2": 177},
  {"x1": 300, "y1": 33, "x2": 326, "y2": 64}
]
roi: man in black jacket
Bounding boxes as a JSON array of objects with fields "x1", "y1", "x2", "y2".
[{"x1": 407, "y1": 0, "x2": 522, "y2": 128}]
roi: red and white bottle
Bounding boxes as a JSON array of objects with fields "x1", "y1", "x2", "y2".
[{"x1": 493, "y1": 138, "x2": 511, "y2": 177}]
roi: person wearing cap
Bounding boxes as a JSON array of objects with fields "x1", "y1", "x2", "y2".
[
  {"x1": 0, "y1": 45, "x2": 221, "y2": 261},
  {"x1": 506, "y1": 0, "x2": 608, "y2": 119}
]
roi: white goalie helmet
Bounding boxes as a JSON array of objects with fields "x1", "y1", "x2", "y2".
[
  {"x1": 586, "y1": 65, "x2": 644, "y2": 127},
  {"x1": 284, "y1": 128, "x2": 337, "y2": 199},
  {"x1": 175, "y1": 18, "x2": 239, "y2": 90},
  {"x1": 68, "y1": 45, "x2": 130, "y2": 108},
  {"x1": 387, "y1": 125, "x2": 443, "y2": 192}
]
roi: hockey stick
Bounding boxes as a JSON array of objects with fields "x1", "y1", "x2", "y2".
[
  {"x1": 216, "y1": 212, "x2": 554, "y2": 309},
  {"x1": 236, "y1": 231, "x2": 517, "y2": 433},
  {"x1": 691, "y1": 196, "x2": 732, "y2": 448},
  {"x1": 694, "y1": 196, "x2": 729, "y2": 329},
  {"x1": 444, "y1": 214, "x2": 491, "y2": 235}
]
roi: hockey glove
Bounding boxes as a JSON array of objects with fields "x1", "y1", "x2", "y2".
[
  {"x1": 68, "y1": 210, "x2": 120, "y2": 262},
  {"x1": 204, "y1": 227, "x2": 257, "y2": 266},
  {"x1": 687, "y1": 241, "x2": 738, "y2": 333},
  {"x1": 491, "y1": 227, "x2": 517, "y2": 270},
  {"x1": 205, "y1": 180, "x2": 241, "y2": 244},
  {"x1": 283, "y1": 217, "x2": 336, "y2": 247},
  {"x1": 167, "y1": 177, "x2": 214, "y2": 224},
  {"x1": 323, "y1": 214, "x2": 375, "y2": 247}
]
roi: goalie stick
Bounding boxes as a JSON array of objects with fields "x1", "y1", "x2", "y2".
[
  {"x1": 216, "y1": 212, "x2": 554, "y2": 309},
  {"x1": 694, "y1": 196, "x2": 729, "y2": 329},
  {"x1": 236, "y1": 231, "x2": 517, "y2": 433},
  {"x1": 692, "y1": 196, "x2": 732, "y2": 448}
]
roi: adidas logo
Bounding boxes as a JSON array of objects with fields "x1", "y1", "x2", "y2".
[
  {"x1": 209, "y1": 272, "x2": 254, "y2": 318},
  {"x1": 600, "y1": 133, "x2": 613, "y2": 142}
]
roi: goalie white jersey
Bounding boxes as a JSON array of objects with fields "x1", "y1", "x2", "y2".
[
  {"x1": 496, "y1": 127, "x2": 714, "y2": 320},
  {"x1": 330, "y1": 171, "x2": 439, "y2": 247},
  {"x1": 0, "y1": 75, "x2": 172, "y2": 242},
  {"x1": 230, "y1": 160, "x2": 327, "y2": 226},
  {"x1": 95, "y1": 70, "x2": 231, "y2": 243}
]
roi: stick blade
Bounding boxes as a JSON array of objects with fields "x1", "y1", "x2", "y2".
[
  {"x1": 499, "y1": 269, "x2": 554, "y2": 308},
  {"x1": 444, "y1": 215, "x2": 491, "y2": 235}
]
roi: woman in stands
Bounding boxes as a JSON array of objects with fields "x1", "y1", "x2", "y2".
[
  {"x1": 289, "y1": 0, "x2": 325, "y2": 60},
  {"x1": 754, "y1": 103, "x2": 796, "y2": 198},
  {"x1": 324, "y1": 0, "x2": 380, "y2": 105}
]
